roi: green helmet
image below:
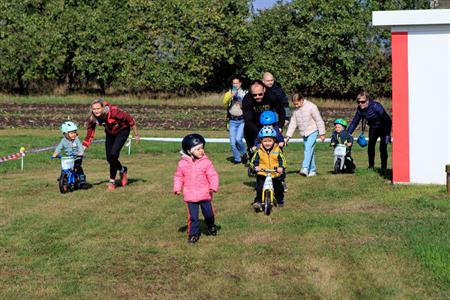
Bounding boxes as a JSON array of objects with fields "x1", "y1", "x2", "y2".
[
  {"x1": 334, "y1": 118, "x2": 348, "y2": 128},
  {"x1": 60, "y1": 121, "x2": 78, "y2": 134}
]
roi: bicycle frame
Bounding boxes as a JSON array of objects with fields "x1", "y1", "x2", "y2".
[
  {"x1": 259, "y1": 169, "x2": 278, "y2": 215},
  {"x1": 333, "y1": 144, "x2": 347, "y2": 171},
  {"x1": 58, "y1": 156, "x2": 82, "y2": 193}
]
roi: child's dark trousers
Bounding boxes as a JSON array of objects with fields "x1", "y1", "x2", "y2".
[
  {"x1": 187, "y1": 201, "x2": 215, "y2": 237},
  {"x1": 255, "y1": 175, "x2": 284, "y2": 205}
]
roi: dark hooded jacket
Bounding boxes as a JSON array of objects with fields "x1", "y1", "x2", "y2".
[{"x1": 347, "y1": 100, "x2": 392, "y2": 135}]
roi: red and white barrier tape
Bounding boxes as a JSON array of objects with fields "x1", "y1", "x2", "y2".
[
  {"x1": 0, "y1": 151, "x2": 25, "y2": 163},
  {"x1": 0, "y1": 139, "x2": 105, "y2": 164}
]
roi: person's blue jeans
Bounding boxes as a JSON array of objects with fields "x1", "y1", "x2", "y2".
[
  {"x1": 229, "y1": 119, "x2": 246, "y2": 162},
  {"x1": 303, "y1": 130, "x2": 318, "y2": 172}
]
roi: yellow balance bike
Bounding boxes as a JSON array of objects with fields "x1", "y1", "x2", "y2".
[{"x1": 259, "y1": 168, "x2": 279, "y2": 216}]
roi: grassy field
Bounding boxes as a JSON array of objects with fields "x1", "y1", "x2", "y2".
[{"x1": 0, "y1": 128, "x2": 448, "y2": 299}]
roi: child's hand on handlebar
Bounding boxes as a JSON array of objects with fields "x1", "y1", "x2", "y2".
[
  {"x1": 277, "y1": 167, "x2": 283, "y2": 174},
  {"x1": 254, "y1": 166, "x2": 261, "y2": 172}
]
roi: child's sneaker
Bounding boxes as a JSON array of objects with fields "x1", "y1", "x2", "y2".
[
  {"x1": 188, "y1": 235, "x2": 199, "y2": 244},
  {"x1": 106, "y1": 182, "x2": 116, "y2": 191},
  {"x1": 207, "y1": 225, "x2": 217, "y2": 236},
  {"x1": 281, "y1": 180, "x2": 288, "y2": 192},
  {"x1": 120, "y1": 166, "x2": 128, "y2": 186},
  {"x1": 252, "y1": 202, "x2": 262, "y2": 212},
  {"x1": 79, "y1": 174, "x2": 86, "y2": 187},
  {"x1": 299, "y1": 168, "x2": 308, "y2": 176}
]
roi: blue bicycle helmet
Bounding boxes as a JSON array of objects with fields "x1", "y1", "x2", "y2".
[
  {"x1": 258, "y1": 126, "x2": 277, "y2": 139},
  {"x1": 259, "y1": 110, "x2": 278, "y2": 125},
  {"x1": 60, "y1": 121, "x2": 78, "y2": 134}
]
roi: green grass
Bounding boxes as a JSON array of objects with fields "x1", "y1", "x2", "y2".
[{"x1": 0, "y1": 129, "x2": 448, "y2": 299}]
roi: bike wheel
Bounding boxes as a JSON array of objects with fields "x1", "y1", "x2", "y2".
[
  {"x1": 263, "y1": 190, "x2": 271, "y2": 216},
  {"x1": 58, "y1": 172, "x2": 69, "y2": 194},
  {"x1": 334, "y1": 159, "x2": 341, "y2": 174}
]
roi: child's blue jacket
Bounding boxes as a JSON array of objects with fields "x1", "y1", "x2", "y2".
[{"x1": 55, "y1": 136, "x2": 84, "y2": 157}]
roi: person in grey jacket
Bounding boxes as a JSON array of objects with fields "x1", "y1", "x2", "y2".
[{"x1": 52, "y1": 121, "x2": 86, "y2": 185}]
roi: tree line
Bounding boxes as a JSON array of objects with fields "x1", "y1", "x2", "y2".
[{"x1": 0, "y1": 0, "x2": 430, "y2": 97}]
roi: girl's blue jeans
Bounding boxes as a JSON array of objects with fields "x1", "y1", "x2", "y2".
[
  {"x1": 228, "y1": 119, "x2": 246, "y2": 162},
  {"x1": 303, "y1": 130, "x2": 318, "y2": 172}
]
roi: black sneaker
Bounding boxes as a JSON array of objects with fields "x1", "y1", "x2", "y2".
[
  {"x1": 207, "y1": 226, "x2": 217, "y2": 236},
  {"x1": 252, "y1": 202, "x2": 262, "y2": 212},
  {"x1": 241, "y1": 153, "x2": 248, "y2": 164},
  {"x1": 188, "y1": 235, "x2": 199, "y2": 244}
]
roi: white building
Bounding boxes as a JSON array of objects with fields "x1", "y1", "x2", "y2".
[{"x1": 372, "y1": 9, "x2": 450, "y2": 184}]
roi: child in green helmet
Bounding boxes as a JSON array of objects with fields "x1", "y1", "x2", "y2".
[
  {"x1": 330, "y1": 118, "x2": 355, "y2": 173},
  {"x1": 52, "y1": 121, "x2": 86, "y2": 185}
]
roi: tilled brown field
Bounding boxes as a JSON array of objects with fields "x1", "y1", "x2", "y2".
[{"x1": 0, "y1": 103, "x2": 368, "y2": 130}]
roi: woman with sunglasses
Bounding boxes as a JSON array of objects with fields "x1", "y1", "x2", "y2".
[
  {"x1": 347, "y1": 91, "x2": 392, "y2": 173},
  {"x1": 242, "y1": 80, "x2": 286, "y2": 155}
]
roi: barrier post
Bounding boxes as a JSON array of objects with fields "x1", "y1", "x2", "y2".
[
  {"x1": 127, "y1": 136, "x2": 132, "y2": 156},
  {"x1": 20, "y1": 147, "x2": 25, "y2": 171},
  {"x1": 446, "y1": 165, "x2": 450, "y2": 194}
]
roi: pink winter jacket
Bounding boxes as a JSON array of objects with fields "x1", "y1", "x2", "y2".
[{"x1": 173, "y1": 154, "x2": 219, "y2": 202}]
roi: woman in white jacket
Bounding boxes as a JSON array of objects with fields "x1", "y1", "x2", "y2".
[{"x1": 284, "y1": 93, "x2": 326, "y2": 177}]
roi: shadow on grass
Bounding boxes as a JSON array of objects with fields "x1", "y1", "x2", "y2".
[
  {"x1": 243, "y1": 181, "x2": 256, "y2": 189},
  {"x1": 178, "y1": 223, "x2": 222, "y2": 235},
  {"x1": 286, "y1": 170, "x2": 300, "y2": 175},
  {"x1": 91, "y1": 178, "x2": 146, "y2": 186},
  {"x1": 379, "y1": 168, "x2": 393, "y2": 182}
]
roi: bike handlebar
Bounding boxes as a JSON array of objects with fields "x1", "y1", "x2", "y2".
[
  {"x1": 51, "y1": 155, "x2": 84, "y2": 159},
  {"x1": 257, "y1": 168, "x2": 280, "y2": 173}
]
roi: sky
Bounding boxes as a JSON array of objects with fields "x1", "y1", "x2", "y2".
[{"x1": 252, "y1": 0, "x2": 278, "y2": 10}]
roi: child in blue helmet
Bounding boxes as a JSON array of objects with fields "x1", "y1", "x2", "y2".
[
  {"x1": 52, "y1": 121, "x2": 86, "y2": 185},
  {"x1": 250, "y1": 126, "x2": 286, "y2": 211},
  {"x1": 252, "y1": 110, "x2": 284, "y2": 150},
  {"x1": 330, "y1": 118, "x2": 355, "y2": 173},
  {"x1": 252, "y1": 110, "x2": 287, "y2": 191}
]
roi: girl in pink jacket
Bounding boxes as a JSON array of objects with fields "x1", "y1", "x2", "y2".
[{"x1": 173, "y1": 133, "x2": 219, "y2": 244}]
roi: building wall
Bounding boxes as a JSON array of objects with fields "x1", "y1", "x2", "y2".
[{"x1": 406, "y1": 25, "x2": 450, "y2": 184}]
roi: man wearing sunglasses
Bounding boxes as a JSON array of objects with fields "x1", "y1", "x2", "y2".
[
  {"x1": 242, "y1": 80, "x2": 286, "y2": 153},
  {"x1": 347, "y1": 91, "x2": 392, "y2": 173}
]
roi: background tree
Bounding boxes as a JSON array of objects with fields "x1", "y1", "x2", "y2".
[
  {"x1": 0, "y1": 0, "x2": 432, "y2": 96},
  {"x1": 0, "y1": 1, "x2": 66, "y2": 93}
]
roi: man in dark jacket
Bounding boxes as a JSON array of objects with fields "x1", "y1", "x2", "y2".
[
  {"x1": 242, "y1": 80, "x2": 286, "y2": 153},
  {"x1": 262, "y1": 72, "x2": 291, "y2": 125},
  {"x1": 347, "y1": 91, "x2": 392, "y2": 172}
]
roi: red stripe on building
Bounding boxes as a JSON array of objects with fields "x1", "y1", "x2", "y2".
[{"x1": 392, "y1": 32, "x2": 410, "y2": 183}]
